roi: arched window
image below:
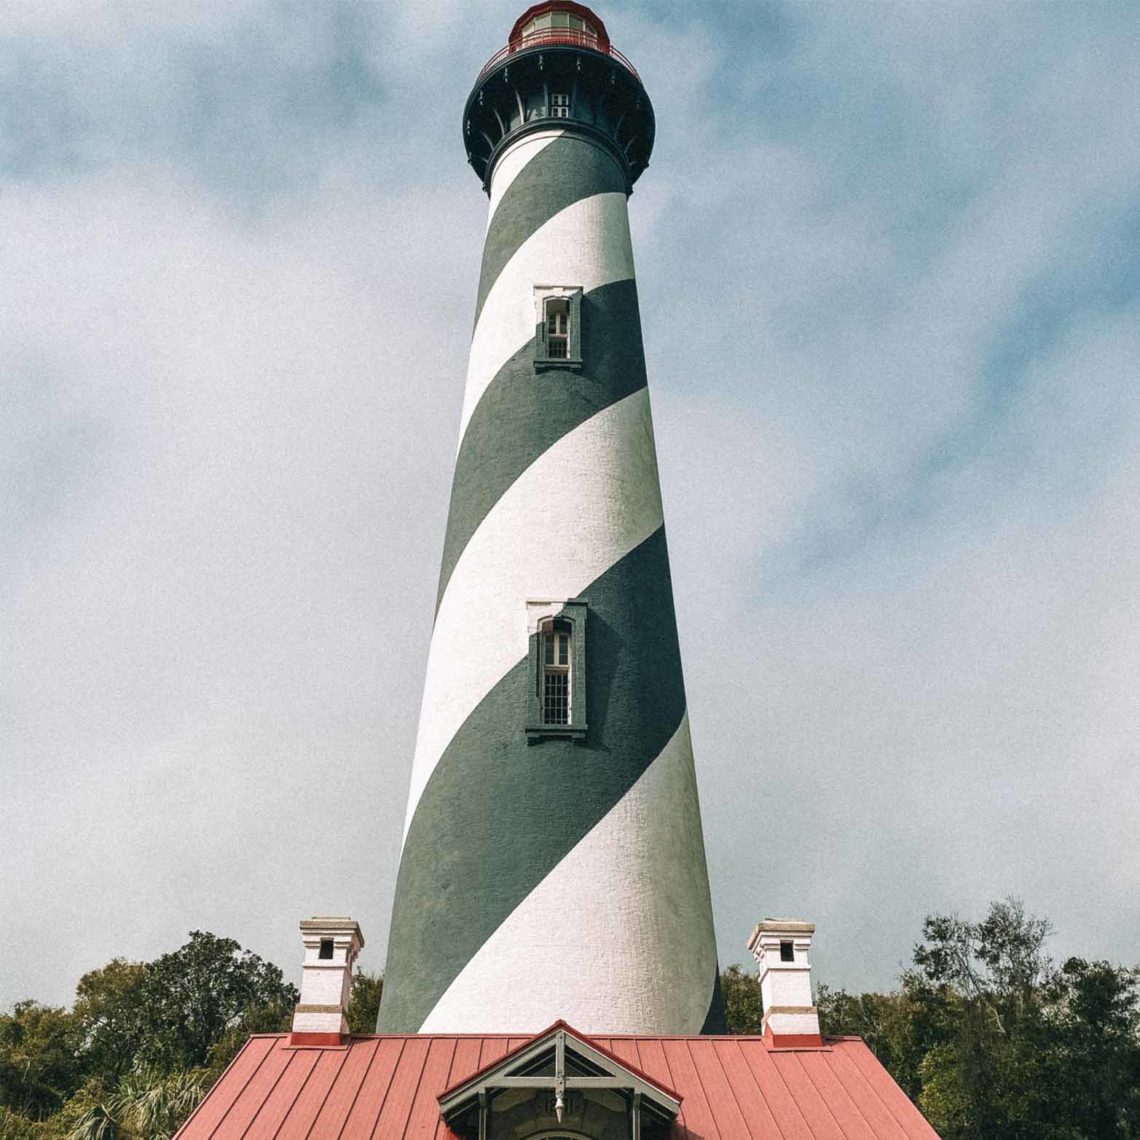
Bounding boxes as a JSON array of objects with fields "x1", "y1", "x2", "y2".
[
  {"x1": 541, "y1": 620, "x2": 572, "y2": 725},
  {"x1": 525, "y1": 600, "x2": 587, "y2": 741}
]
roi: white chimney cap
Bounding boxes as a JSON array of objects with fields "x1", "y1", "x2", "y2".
[{"x1": 747, "y1": 918, "x2": 815, "y2": 950}]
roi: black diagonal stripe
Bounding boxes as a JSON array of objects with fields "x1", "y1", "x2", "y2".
[
  {"x1": 700, "y1": 969, "x2": 728, "y2": 1034},
  {"x1": 475, "y1": 134, "x2": 628, "y2": 328},
  {"x1": 378, "y1": 526, "x2": 688, "y2": 1033},
  {"x1": 437, "y1": 279, "x2": 646, "y2": 611}
]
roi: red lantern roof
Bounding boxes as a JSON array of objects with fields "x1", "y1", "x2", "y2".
[{"x1": 509, "y1": 2, "x2": 611, "y2": 49}]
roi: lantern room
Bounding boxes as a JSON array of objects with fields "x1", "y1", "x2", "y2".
[
  {"x1": 509, "y1": 2, "x2": 611, "y2": 53},
  {"x1": 464, "y1": 1, "x2": 654, "y2": 192}
]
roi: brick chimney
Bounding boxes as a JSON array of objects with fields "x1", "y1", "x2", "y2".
[
  {"x1": 747, "y1": 919, "x2": 822, "y2": 1047},
  {"x1": 290, "y1": 916, "x2": 364, "y2": 1046}
]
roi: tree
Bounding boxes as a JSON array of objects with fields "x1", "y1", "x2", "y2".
[
  {"x1": 131, "y1": 932, "x2": 297, "y2": 1073},
  {"x1": 65, "y1": 1069, "x2": 212, "y2": 1140},
  {"x1": 72, "y1": 961, "x2": 148, "y2": 1081},
  {"x1": 1038, "y1": 957, "x2": 1140, "y2": 1138},
  {"x1": 719, "y1": 965, "x2": 762, "y2": 1035},
  {"x1": 348, "y1": 970, "x2": 384, "y2": 1035},
  {"x1": 0, "y1": 1002, "x2": 84, "y2": 1120},
  {"x1": 904, "y1": 898, "x2": 1055, "y2": 1138},
  {"x1": 817, "y1": 986, "x2": 934, "y2": 1103}
]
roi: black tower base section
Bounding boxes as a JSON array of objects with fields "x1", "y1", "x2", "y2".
[{"x1": 463, "y1": 43, "x2": 655, "y2": 194}]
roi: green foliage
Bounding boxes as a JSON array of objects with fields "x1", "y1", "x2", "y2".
[
  {"x1": 719, "y1": 964, "x2": 762, "y2": 1034},
  {"x1": 348, "y1": 970, "x2": 384, "y2": 1035},
  {"x1": 64, "y1": 1069, "x2": 213, "y2": 1140},
  {"x1": 132, "y1": 932, "x2": 297, "y2": 1073},
  {"x1": 817, "y1": 986, "x2": 933, "y2": 1101},
  {"x1": 838, "y1": 899, "x2": 1140, "y2": 1140},
  {"x1": 0, "y1": 1003, "x2": 84, "y2": 1120},
  {"x1": 72, "y1": 962, "x2": 148, "y2": 1082},
  {"x1": 0, "y1": 1105, "x2": 62, "y2": 1139},
  {"x1": 0, "y1": 931, "x2": 298, "y2": 1139},
  {"x1": 723, "y1": 900, "x2": 1140, "y2": 1139}
]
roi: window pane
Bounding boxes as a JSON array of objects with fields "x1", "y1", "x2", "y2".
[
  {"x1": 543, "y1": 671, "x2": 569, "y2": 725},
  {"x1": 544, "y1": 636, "x2": 553, "y2": 665},
  {"x1": 552, "y1": 11, "x2": 570, "y2": 28},
  {"x1": 559, "y1": 635, "x2": 569, "y2": 666}
]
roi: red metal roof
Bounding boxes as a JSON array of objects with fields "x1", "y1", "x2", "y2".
[{"x1": 176, "y1": 1030, "x2": 940, "y2": 1140}]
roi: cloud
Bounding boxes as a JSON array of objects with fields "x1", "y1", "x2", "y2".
[
  {"x1": 0, "y1": 1, "x2": 387, "y2": 202},
  {"x1": 3, "y1": 0, "x2": 1140, "y2": 1007}
]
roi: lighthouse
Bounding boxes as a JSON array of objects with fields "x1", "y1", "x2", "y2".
[{"x1": 379, "y1": 2, "x2": 725, "y2": 1036}]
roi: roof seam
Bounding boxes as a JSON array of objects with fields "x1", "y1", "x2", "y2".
[
  {"x1": 274, "y1": 1050, "x2": 323, "y2": 1140},
  {"x1": 331, "y1": 1037, "x2": 381, "y2": 1140},
  {"x1": 832, "y1": 1048, "x2": 916, "y2": 1140},
  {"x1": 364, "y1": 1036, "x2": 408, "y2": 1140},
  {"x1": 384, "y1": 1035, "x2": 433, "y2": 1138},
  {"x1": 793, "y1": 1051, "x2": 856, "y2": 1139},
  {"x1": 301, "y1": 1046, "x2": 355, "y2": 1140},
  {"x1": 745, "y1": 1038, "x2": 814, "y2": 1137},
  {"x1": 172, "y1": 1038, "x2": 260, "y2": 1139},
  {"x1": 722, "y1": 1040, "x2": 789, "y2": 1140},
  {"x1": 240, "y1": 1044, "x2": 297, "y2": 1138},
  {"x1": 712, "y1": 1041, "x2": 766, "y2": 1140},
  {"x1": 212, "y1": 1038, "x2": 277, "y2": 1140},
  {"x1": 650, "y1": 1040, "x2": 684, "y2": 1138},
  {"x1": 405, "y1": 1037, "x2": 455, "y2": 1137},
  {"x1": 680, "y1": 1037, "x2": 721, "y2": 1137}
]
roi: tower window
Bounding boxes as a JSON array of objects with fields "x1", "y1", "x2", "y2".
[
  {"x1": 780, "y1": 941, "x2": 795, "y2": 963},
  {"x1": 546, "y1": 297, "x2": 569, "y2": 358},
  {"x1": 526, "y1": 600, "x2": 588, "y2": 741},
  {"x1": 319, "y1": 939, "x2": 334, "y2": 960},
  {"x1": 551, "y1": 92, "x2": 571, "y2": 119},
  {"x1": 534, "y1": 287, "x2": 583, "y2": 371},
  {"x1": 542, "y1": 625, "x2": 571, "y2": 724}
]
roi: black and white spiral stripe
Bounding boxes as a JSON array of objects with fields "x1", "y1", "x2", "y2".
[{"x1": 379, "y1": 129, "x2": 724, "y2": 1035}]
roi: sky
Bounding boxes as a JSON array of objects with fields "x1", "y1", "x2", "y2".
[{"x1": 3, "y1": 0, "x2": 1139, "y2": 1010}]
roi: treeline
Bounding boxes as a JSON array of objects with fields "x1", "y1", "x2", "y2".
[
  {"x1": 2, "y1": 902, "x2": 1138, "y2": 1138},
  {"x1": 725, "y1": 899, "x2": 1140, "y2": 1138},
  {"x1": 0, "y1": 932, "x2": 381, "y2": 1140}
]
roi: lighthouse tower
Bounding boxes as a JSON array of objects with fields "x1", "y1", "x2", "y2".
[{"x1": 379, "y1": 2, "x2": 725, "y2": 1036}]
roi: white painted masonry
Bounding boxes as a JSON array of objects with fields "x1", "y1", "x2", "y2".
[
  {"x1": 403, "y1": 387, "x2": 664, "y2": 840},
  {"x1": 418, "y1": 715, "x2": 718, "y2": 1034},
  {"x1": 459, "y1": 189, "x2": 635, "y2": 441},
  {"x1": 291, "y1": 917, "x2": 364, "y2": 1039},
  {"x1": 748, "y1": 919, "x2": 821, "y2": 1040}
]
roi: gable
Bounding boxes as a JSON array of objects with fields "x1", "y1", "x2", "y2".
[{"x1": 440, "y1": 1022, "x2": 680, "y2": 1139}]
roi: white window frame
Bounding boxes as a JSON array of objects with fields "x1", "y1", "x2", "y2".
[{"x1": 533, "y1": 285, "x2": 583, "y2": 371}]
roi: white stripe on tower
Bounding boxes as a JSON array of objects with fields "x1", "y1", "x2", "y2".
[
  {"x1": 403, "y1": 386, "x2": 663, "y2": 840},
  {"x1": 419, "y1": 714, "x2": 719, "y2": 1034},
  {"x1": 459, "y1": 188, "x2": 634, "y2": 441}
]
